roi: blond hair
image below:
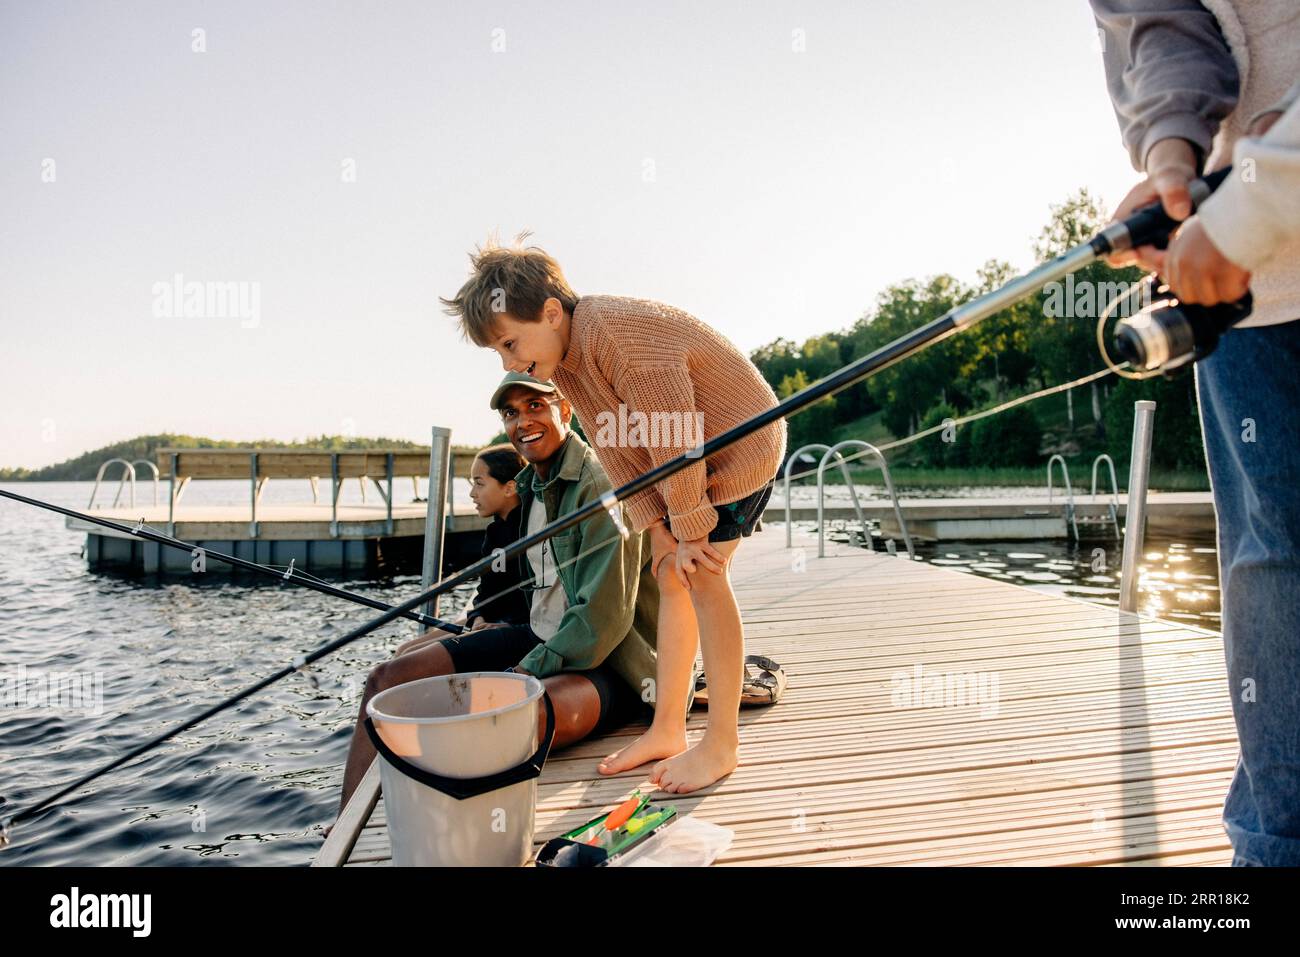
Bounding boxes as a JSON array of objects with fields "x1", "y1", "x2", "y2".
[{"x1": 440, "y1": 231, "x2": 579, "y2": 347}]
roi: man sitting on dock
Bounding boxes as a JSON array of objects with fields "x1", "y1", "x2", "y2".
[{"x1": 336, "y1": 371, "x2": 664, "y2": 813}]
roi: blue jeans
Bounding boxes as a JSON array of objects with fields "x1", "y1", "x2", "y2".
[{"x1": 1195, "y1": 318, "x2": 1300, "y2": 866}]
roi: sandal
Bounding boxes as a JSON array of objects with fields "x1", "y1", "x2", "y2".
[{"x1": 692, "y1": 655, "x2": 787, "y2": 708}]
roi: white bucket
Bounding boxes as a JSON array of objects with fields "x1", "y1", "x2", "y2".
[{"x1": 365, "y1": 671, "x2": 554, "y2": 867}]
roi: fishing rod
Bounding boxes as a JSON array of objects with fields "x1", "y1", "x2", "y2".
[
  {"x1": 0, "y1": 488, "x2": 465, "y2": 635},
  {"x1": 0, "y1": 169, "x2": 1242, "y2": 843}
]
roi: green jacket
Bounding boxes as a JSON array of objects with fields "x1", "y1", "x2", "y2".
[{"x1": 511, "y1": 432, "x2": 662, "y2": 706}]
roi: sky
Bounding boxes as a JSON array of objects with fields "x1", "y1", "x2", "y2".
[{"x1": 0, "y1": 0, "x2": 1143, "y2": 470}]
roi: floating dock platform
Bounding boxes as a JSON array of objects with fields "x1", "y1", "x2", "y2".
[{"x1": 73, "y1": 446, "x2": 489, "y2": 573}]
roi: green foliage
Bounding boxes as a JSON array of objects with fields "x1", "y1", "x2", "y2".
[
  {"x1": 916, "y1": 402, "x2": 969, "y2": 468},
  {"x1": 1103, "y1": 373, "x2": 1206, "y2": 472},
  {"x1": 776, "y1": 368, "x2": 837, "y2": 452},
  {"x1": 968, "y1": 405, "x2": 1042, "y2": 468},
  {"x1": 747, "y1": 188, "x2": 1207, "y2": 480}
]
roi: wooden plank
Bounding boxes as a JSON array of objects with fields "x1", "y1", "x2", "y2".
[{"x1": 313, "y1": 758, "x2": 380, "y2": 867}]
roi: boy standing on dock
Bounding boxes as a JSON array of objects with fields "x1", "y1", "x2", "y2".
[{"x1": 443, "y1": 238, "x2": 786, "y2": 793}]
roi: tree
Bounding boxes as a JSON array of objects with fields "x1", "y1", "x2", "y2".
[
  {"x1": 862, "y1": 276, "x2": 976, "y2": 437},
  {"x1": 1030, "y1": 189, "x2": 1143, "y2": 442},
  {"x1": 967, "y1": 260, "x2": 1036, "y2": 400},
  {"x1": 777, "y1": 368, "x2": 837, "y2": 451}
]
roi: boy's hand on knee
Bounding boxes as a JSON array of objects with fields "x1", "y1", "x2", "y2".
[
  {"x1": 675, "y1": 537, "x2": 724, "y2": 589},
  {"x1": 649, "y1": 521, "x2": 679, "y2": 580}
]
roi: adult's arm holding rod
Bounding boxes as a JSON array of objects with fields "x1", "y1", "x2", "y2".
[{"x1": 1089, "y1": 0, "x2": 1240, "y2": 269}]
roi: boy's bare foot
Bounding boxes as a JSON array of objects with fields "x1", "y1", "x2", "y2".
[
  {"x1": 650, "y1": 735, "x2": 738, "y2": 793},
  {"x1": 597, "y1": 725, "x2": 687, "y2": 775}
]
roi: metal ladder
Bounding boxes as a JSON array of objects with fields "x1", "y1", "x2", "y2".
[
  {"x1": 88, "y1": 459, "x2": 136, "y2": 509},
  {"x1": 1046, "y1": 454, "x2": 1080, "y2": 540},
  {"x1": 1088, "y1": 453, "x2": 1121, "y2": 541},
  {"x1": 815, "y1": 440, "x2": 914, "y2": 559},
  {"x1": 783, "y1": 443, "x2": 871, "y2": 549}
]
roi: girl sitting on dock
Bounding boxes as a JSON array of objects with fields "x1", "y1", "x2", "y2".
[{"x1": 391, "y1": 443, "x2": 530, "y2": 658}]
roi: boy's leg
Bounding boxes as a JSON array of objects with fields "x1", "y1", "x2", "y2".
[
  {"x1": 653, "y1": 536, "x2": 744, "y2": 793},
  {"x1": 596, "y1": 556, "x2": 698, "y2": 774}
]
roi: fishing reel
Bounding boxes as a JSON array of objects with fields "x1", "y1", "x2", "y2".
[
  {"x1": 1089, "y1": 165, "x2": 1252, "y2": 375},
  {"x1": 1112, "y1": 277, "x2": 1253, "y2": 374}
]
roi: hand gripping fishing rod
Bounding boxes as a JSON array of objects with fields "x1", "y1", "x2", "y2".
[
  {"x1": 0, "y1": 488, "x2": 465, "y2": 635},
  {"x1": 0, "y1": 170, "x2": 1234, "y2": 843}
]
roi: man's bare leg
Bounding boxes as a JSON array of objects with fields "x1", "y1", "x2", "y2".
[
  {"x1": 597, "y1": 557, "x2": 698, "y2": 775},
  {"x1": 393, "y1": 625, "x2": 457, "y2": 658},
  {"x1": 652, "y1": 537, "x2": 743, "y2": 793},
  {"x1": 338, "y1": 639, "x2": 455, "y2": 813},
  {"x1": 538, "y1": 673, "x2": 604, "y2": 748}
]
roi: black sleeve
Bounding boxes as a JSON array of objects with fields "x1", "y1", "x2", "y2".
[{"x1": 466, "y1": 507, "x2": 531, "y2": 627}]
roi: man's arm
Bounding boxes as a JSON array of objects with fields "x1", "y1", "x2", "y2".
[
  {"x1": 514, "y1": 502, "x2": 642, "y2": 678},
  {"x1": 1089, "y1": 0, "x2": 1239, "y2": 172}
]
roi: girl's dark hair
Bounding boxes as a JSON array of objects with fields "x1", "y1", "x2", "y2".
[{"x1": 476, "y1": 443, "x2": 525, "y2": 486}]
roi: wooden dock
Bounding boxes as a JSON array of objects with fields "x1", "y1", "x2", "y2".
[{"x1": 316, "y1": 522, "x2": 1237, "y2": 867}]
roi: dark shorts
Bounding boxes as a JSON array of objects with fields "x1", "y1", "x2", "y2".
[
  {"x1": 439, "y1": 623, "x2": 651, "y2": 731},
  {"x1": 706, "y1": 481, "x2": 775, "y2": 543}
]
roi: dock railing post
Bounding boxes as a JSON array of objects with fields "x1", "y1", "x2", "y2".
[
  {"x1": 330, "y1": 453, "x2": 339, "y2": 539},
  {"x1": 1119, "y1": 400, "x2": 1156, "y2": 613},
  {"x1": 168, "y1": 452, "x2": 178, "y2": 537},
  {"x1": 249, "y1": 452, "x2": 259, "y2": 540},
  {"x1": 419, "y1": 427, "x2": 452, "y2": 633},
  {"x1": 385, "y1": 452, "x2": 395, "y2": 536}
]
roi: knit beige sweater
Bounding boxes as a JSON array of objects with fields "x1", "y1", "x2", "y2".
[{"x1": 552, "y1": 295, "x2": 787, "y2": 543}]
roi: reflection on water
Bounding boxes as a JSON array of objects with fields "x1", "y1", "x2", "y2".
[{"x1": 812, "y1": 521, "x2": 1221, "y2": 632}]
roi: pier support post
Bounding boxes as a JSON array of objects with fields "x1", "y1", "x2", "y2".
[
  {"x1": 419, "y1": 427, "x2": 452, "y2": 633},
  {"x1": 249, "y1": 452, "x2": 260, "y2": 539},
  {"x1": 1119, "y1": 401, "x2": 1156, "y2": 613},
  {"x1": 168, "y1": 452, "x2": 178, "y2": 537},
  {"x1": 385, "y1": 452, "x2": 395, "y2": 536},
  {"x1": 330, "y1": 454, "x2": 340, "y2": 538}
]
